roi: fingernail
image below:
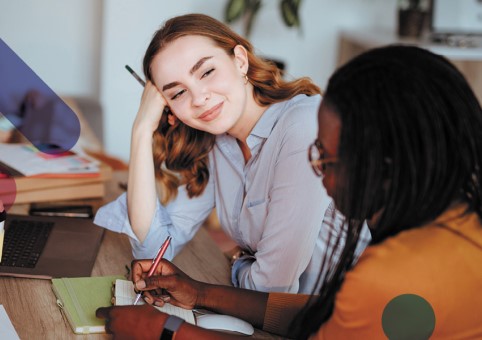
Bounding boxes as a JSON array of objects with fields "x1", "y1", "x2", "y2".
[
  {"x1": 135, "y1": 280, "x2": 146, "y2": 289},
  {"x1": 145, "y1": 296, "x2": 152, "y2": 304}
]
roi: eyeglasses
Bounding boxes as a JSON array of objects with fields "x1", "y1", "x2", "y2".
[{"x1": 308, "y1": 139, "x2": 338, "y2": 177}]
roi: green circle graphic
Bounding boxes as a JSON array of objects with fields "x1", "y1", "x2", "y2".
[{"x1": 382, "y1": 294, "x2": 435, "y2": 340}]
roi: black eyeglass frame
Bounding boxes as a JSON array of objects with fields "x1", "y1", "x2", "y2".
[{"x1": 308, "y1": 139, "x2": 339, "y2": 177}]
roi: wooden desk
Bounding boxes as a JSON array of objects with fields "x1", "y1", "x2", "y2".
[{"x1": 0, "y1": 172, "x2": 284, "y2": 339}]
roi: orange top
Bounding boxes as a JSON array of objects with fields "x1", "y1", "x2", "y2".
[{"x1": 311, "y1": 204, "x2": 482, "y2": 339}]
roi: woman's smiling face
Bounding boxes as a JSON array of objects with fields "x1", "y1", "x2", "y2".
[{"x1": 150, "y1": 35, "x2": 250, "y2": 135}]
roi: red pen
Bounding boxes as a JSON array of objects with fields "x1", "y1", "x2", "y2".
[{"x1": 133, "y1": 235, "x2": 172, "y2": 305}]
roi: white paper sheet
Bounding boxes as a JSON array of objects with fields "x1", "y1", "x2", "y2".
[
  {"x1": 0, "y1": 143, "x2": 99, "y2": 176},
  {"x1": 0, "y1": 305, "x2": 20, "y2": 340}
]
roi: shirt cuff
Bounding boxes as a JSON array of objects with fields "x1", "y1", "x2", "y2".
[
  {"x1": 94, "y1": 192, "x2": 174, "y2": 258},
  {"x1": 263, "y1": 292, "x2": 311, "y2": 336},
  {"x1": 231, "y1": 254, "x2": 255, "y2": 287}
]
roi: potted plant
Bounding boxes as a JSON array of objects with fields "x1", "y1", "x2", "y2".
[
  {"x1": 223, "y1": 0, "x2": 303, "y2": 74},
  {"x1": 397, "y1": 0, "x2": 431, "y2": 38},
  {"x1": 224, "y1": 0, "x2": 303, "y2": 38}
]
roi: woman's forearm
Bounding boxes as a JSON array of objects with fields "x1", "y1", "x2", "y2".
[{"x1": 127, "y1": 122, "x2": 158, "y2": 242}]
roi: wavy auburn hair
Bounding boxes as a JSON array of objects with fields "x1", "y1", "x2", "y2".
[{"x1": 143, "y1": 13, "x2": 320, "y2": 203}]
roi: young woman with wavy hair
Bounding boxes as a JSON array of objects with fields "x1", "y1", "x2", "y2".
[
  {"x1": 95, "y1": 13, "x2": 366, "y2": 294},
  {"x1": 143, "y1": 13, "x2": 322, "y2": 203}
]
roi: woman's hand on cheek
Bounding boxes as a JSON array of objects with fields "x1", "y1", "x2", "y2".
[{"x1": 134, "y1": 81, "x2": 169, "y2": 133}]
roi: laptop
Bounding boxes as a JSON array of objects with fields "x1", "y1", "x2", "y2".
[{"x1": 0, "y1": 213, "x2": 104, "y2": 279}]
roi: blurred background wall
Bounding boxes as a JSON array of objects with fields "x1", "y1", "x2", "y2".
[{"x1": 1, "y1": 0, "x2": 397, "y2": 161}]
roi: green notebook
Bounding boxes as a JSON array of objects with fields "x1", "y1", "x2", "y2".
[{"x1": 52, "y1": 275, "x2": 124, "y2": 334}]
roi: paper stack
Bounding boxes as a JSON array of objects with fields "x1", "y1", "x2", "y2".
[{"x1": 0, "y1": 143, "x2": 112, "y2": 204}]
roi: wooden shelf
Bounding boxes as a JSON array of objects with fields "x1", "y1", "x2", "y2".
[{"x1": 337, "y1": 30, "x2": 482, "y2": 103}]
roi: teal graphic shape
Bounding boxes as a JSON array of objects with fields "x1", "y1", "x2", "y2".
[{"x1": 382, "y1": 294, "x2": 436, "y2": 340}]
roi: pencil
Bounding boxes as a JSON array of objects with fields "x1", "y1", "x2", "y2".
[{"x1": 125, "y1": 64, "x2": 146, "y2": 87}]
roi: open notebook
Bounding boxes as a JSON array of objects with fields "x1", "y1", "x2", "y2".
[
  {"x1": 52, "y1": 277, "x2": 253, "y2": 335},
  {"x1": 52, "y1": 275, "x2": 124, "y2": 334},
  {"x1": 52, "y1": 277, "x2": 195, "y2": 335},
  {"x1": 114, "y1": 280, "x2": 254, "y2": 335},
  {"x1": 114, "y1": 279, "x2": 195, "y2": 324}
]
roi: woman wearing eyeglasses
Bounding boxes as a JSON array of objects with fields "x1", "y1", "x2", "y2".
[{"x1": 98, "y1": 45, "x2": 482, "y2": 339}]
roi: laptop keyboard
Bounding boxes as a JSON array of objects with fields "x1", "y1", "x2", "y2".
[{"x1": 0, "y1": 219, "x2": 54, "y2": 268}]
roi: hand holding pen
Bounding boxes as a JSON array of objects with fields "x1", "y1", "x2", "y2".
[
  {"x1": 133, "y1": 235, "x2": 172, "y2": 305},
  {"x1": 131, "y1": 256, "x2": 201, "y2": 310}
]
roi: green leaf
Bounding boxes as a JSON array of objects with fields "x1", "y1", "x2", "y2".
[
  {"x1": 225, "y1": 0, "x2": 246, "y2": 23},
  {"x1": 244, "y1": 0, "x2": 262, "y2": 37},
  {"x1": 280, "y1": 0, "x2": 300, "y2": 27}
]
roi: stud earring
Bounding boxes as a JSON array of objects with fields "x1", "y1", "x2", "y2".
[{"x1": 244, "y1": 74, "x2": 249, "y2": 84}]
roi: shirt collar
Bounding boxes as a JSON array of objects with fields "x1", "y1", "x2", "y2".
[
  {"x1": 216, "y1": 96, "x2": 300, "y2": 152},
  {"x1": 249, "y1": 100, "x2": 285, "y2": 140}
]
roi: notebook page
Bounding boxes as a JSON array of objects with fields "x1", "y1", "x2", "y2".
[{"x1": 114, "y1": 279, "x2": 195, "y2": 324}]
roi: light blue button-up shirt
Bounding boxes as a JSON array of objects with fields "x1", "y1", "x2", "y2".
[{"x1": 94, "y1": 94, "x2": 369, "y2": 293}]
